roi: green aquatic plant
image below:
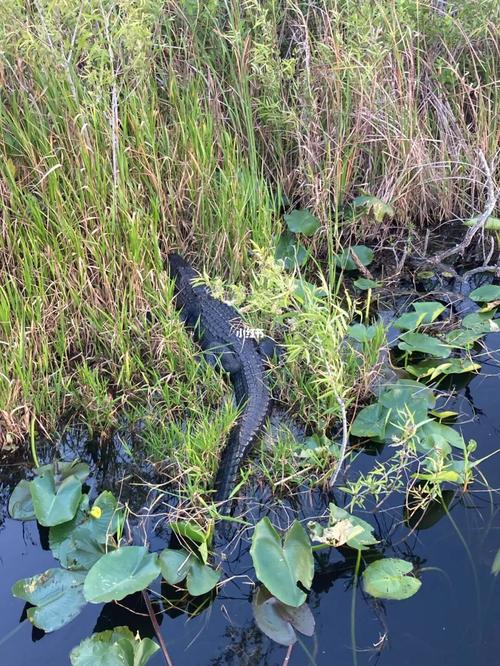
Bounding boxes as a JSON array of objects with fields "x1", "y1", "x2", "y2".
[
  {"x1": 70, "y1": 627, "x2": 159, "y2": 666},
  {"x1": 362, "y1": 558, "x2": 421, "y2": 601}
]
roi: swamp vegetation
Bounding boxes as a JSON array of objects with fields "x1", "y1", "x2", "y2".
[{"x1": 0, "y1": 0, "x2": 499, "y2": 664}]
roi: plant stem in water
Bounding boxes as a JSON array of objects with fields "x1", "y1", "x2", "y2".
[{"x1": 142, "y1": 590, "x2": 174, "y2": 666}]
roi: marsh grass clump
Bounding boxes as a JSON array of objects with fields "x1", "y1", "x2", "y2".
[{"x1": 1, "y1": 0, "x2": 498, "y2": 453}]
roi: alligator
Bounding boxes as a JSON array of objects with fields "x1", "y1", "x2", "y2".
[{"x1": 166, "y1": 253, "x2": 274, "y2": 503}]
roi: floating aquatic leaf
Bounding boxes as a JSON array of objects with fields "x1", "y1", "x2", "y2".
[
  {"x1": 333, "y1": 245, "x2": 374, "y2": 271},
  {"x1": 328, "y1": 505, "x2": 378, "y2": 550},
  {"x1": 12, "y1": 568, "x2": 87, "y2": 632},
  {"x1": 49, "y1": 491, "x2": 120, "y2": 570},
  {"x1": 252, "y1": 586, "x2": 315, "y2": 646},
  {"x1": 84, "y1": 546, "x2": 160, "y2": 603},
  {"x1": 8, "y1": 479, "x2": 35, "y2": 520},
  {"x1": 159, "y1": 548, "x2": 220, "y2": 595},
  {"x1": 70, "y1": 626, "x2": 159, "y2": 666},
  {"x1": 31, "y1": 471, "x2": 83, "y2": 527},
  {"x1": 406, "y1": 357, "x2": 481, "y2": 380},
  {"x1": 293, "y1": 279, "x2": 327, "y2": 302},
  {"x1": 250, "y1": 518, "x2": 313, "y2": 607},
  {"x1": 350, "y1": 402, "x2": 386, "y2": 441},
  {"x1": 398, "y1": 332, "x2": 451, "y2": 358},
  {"x1": 405, "y1": 488, "x2": 454, "y2": 531},
  {"x1": 159, "y1": 548, "x2": 193, "y2": 585},
  {"x1": 34, "y1": 461, "x2": 90, "y2": 483},
  {"x1": 284, "y1": 209, "x2": 320, "y2": 236},
  {"x1": 469, "y1": 285, "x2": 500, "y2": 303},
  {"x1": 186, "y1": 558, "x2": 221, "y2": 596},
  {"x1": 393, "y1": 302, "x2": 445, "y2": 331},
  {"x1": 362, "y1": 558, "x2": 421, "y2": 600}
]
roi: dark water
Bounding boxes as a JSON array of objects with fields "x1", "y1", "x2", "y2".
[{"x1": 1, "y1": 336, "x2": 499, "y2": 666}]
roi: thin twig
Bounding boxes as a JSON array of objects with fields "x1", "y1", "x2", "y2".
[
  {"x1": 329, "y1": 388, "x2": 349, "y2": 490},
  {"x1": 142, "y1": 590, "x2": 174, "y2": 666},
  {"x1": 282, "y1": 644, "x2": 294, "y2": 666}
]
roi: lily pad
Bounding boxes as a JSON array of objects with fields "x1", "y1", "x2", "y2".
[
  {"x1": 284, "y1": 209, "x2": 320, "y2": 236},
  {"x1": 393, "y1": 302, "x2": 445, "y2": 331},
  {"x1": 8, "y1": 479, "x2": 35, "y2": 520},
  {"x1": 31, "y1": 471, "x2": 83, "y2": 527},
  {"x1": 350, "y1": 403, "x2": 386, "y2": 441},
  {"x1": 252, "y1": 586, "x2": 314, "y2": 646},
  {"x1": 159, "y1": 548, "x2": 193, "y2": 586},
  {"x1": 250, "y1": 518, "x2": 313, "y2": 607},
  {"x1": 84, "y1": 546, "x2": 160, "y2": 603},
  {"x1": 186, "y1": 558, "x2": 221, "y2": 596},
  {"x1": 398, "y1": 332, "x2": 451, "y2": 358},
  {"x1": 469, "y1": 284, "x2": 500, "y2": 302},
  {"x1": 362, "y1": 558, "x2": 421, "y2": 600},
  {"x1": 406, "y1": 357, "x2": 481, "y2": 380},
  {"x1": 49, "y1": 491, "x2": 120, "y2": 570},
  {"x1": 328, "y1": 505, "x2": 378, "y2": 550},
  {"x1": 12, "y1": 568, "x2": 87, "y2": 632},
  {"x1": 70, "y1": 626, "x2": 159, "y2": 666}
]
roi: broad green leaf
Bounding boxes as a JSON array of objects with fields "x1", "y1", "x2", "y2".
[
  {"x1": 8, "y1": 479, "x2": 35, "y2": 520},
  {"x1": 159, "y1": 548, "x2": 193, "y2": 585},
  {"x1": 12, "y1": 569, "x2": 86, "y2": 632},
  {"x1": 333, "y1": 245, "x2": 374, "y2": 271},
  {"x1": 34, "y1": 461, "x2": 90, "y2": 484},
  {"x1": 31, "y1": 472, "x2": 83, "y2": 527},
  {"x1": 350, "y1": 403, "x2": 386, "y2": 441},
  {"x1": 418, "y1": 420, "x2": 465, "y2": 453},
  {"x1": 399, "y1": 332, "x2": 451, "y2": 358},
  {"x1": 354, "y1": 277, "x2": 380, "y2": 290},
  {"x1": 284, "y1": 209, "x2": 320, "y2": 236},
  {"x1": 250, "y1": 518, "x2": 313, "y2": 607},
  {"x1": 49, "y1": 492, "x2": 120, "y2": 570},
  {"x1": 70, "y1": 626, "x2": 159, "y2": 666},
  {"x1": 446, "y1": 328, "x2": 484, "y2": 347},
  {"x1": 186, "y1": 559, "x2": 220, "y2": 596},
  {"x1": 406, "y1": 357, "x2": 481, "y2": 380},
  {"x1": 393, "y1": 302, "x2": 445, "y2": 331},
  {"x1": 84, "y1": 546, "x2": 160, "y2": 603},
  {"x1": 469, "y1": 285, "x2": 500, "y2": 302},
  {"x1": 362, "y1": 558, "x2": 421, "y2": 600},
  {"x1": 275, "y1": 232, "x2": 308, "y2": 269},
  {"x1": 352, "y1": 195, "x2": 395, "y2": 222},
  {"x1": 347, "y1": 323, "x2": 377, "y2": 343},
  {"x1": 170, "y1": 521, "x2": 211, "y2": 546},
  {"x1": 252, "y1": 587, "x2": 314, "y2": 646},
  {"x1": 328, "y1": 505, "x2": 378, "y2": 550},
  {"x1": 492, "y1": 550, "x2": 500, "y2": 576}
]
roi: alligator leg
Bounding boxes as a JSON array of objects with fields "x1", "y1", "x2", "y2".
[
  {"x1": 257, "y1": 336, "x2": 283, "y2": 362},
  {"x1": 199, "y1": 334, "x2": 242, "y2": 374}
]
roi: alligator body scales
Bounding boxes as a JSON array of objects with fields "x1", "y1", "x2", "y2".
[{"x1": 167, "y1": 253, "x2": 272, "y2": 502}]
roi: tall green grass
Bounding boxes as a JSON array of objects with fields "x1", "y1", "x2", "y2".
[{"x1": 0, "y1": 1, "x2": 497, "y2": 469}]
